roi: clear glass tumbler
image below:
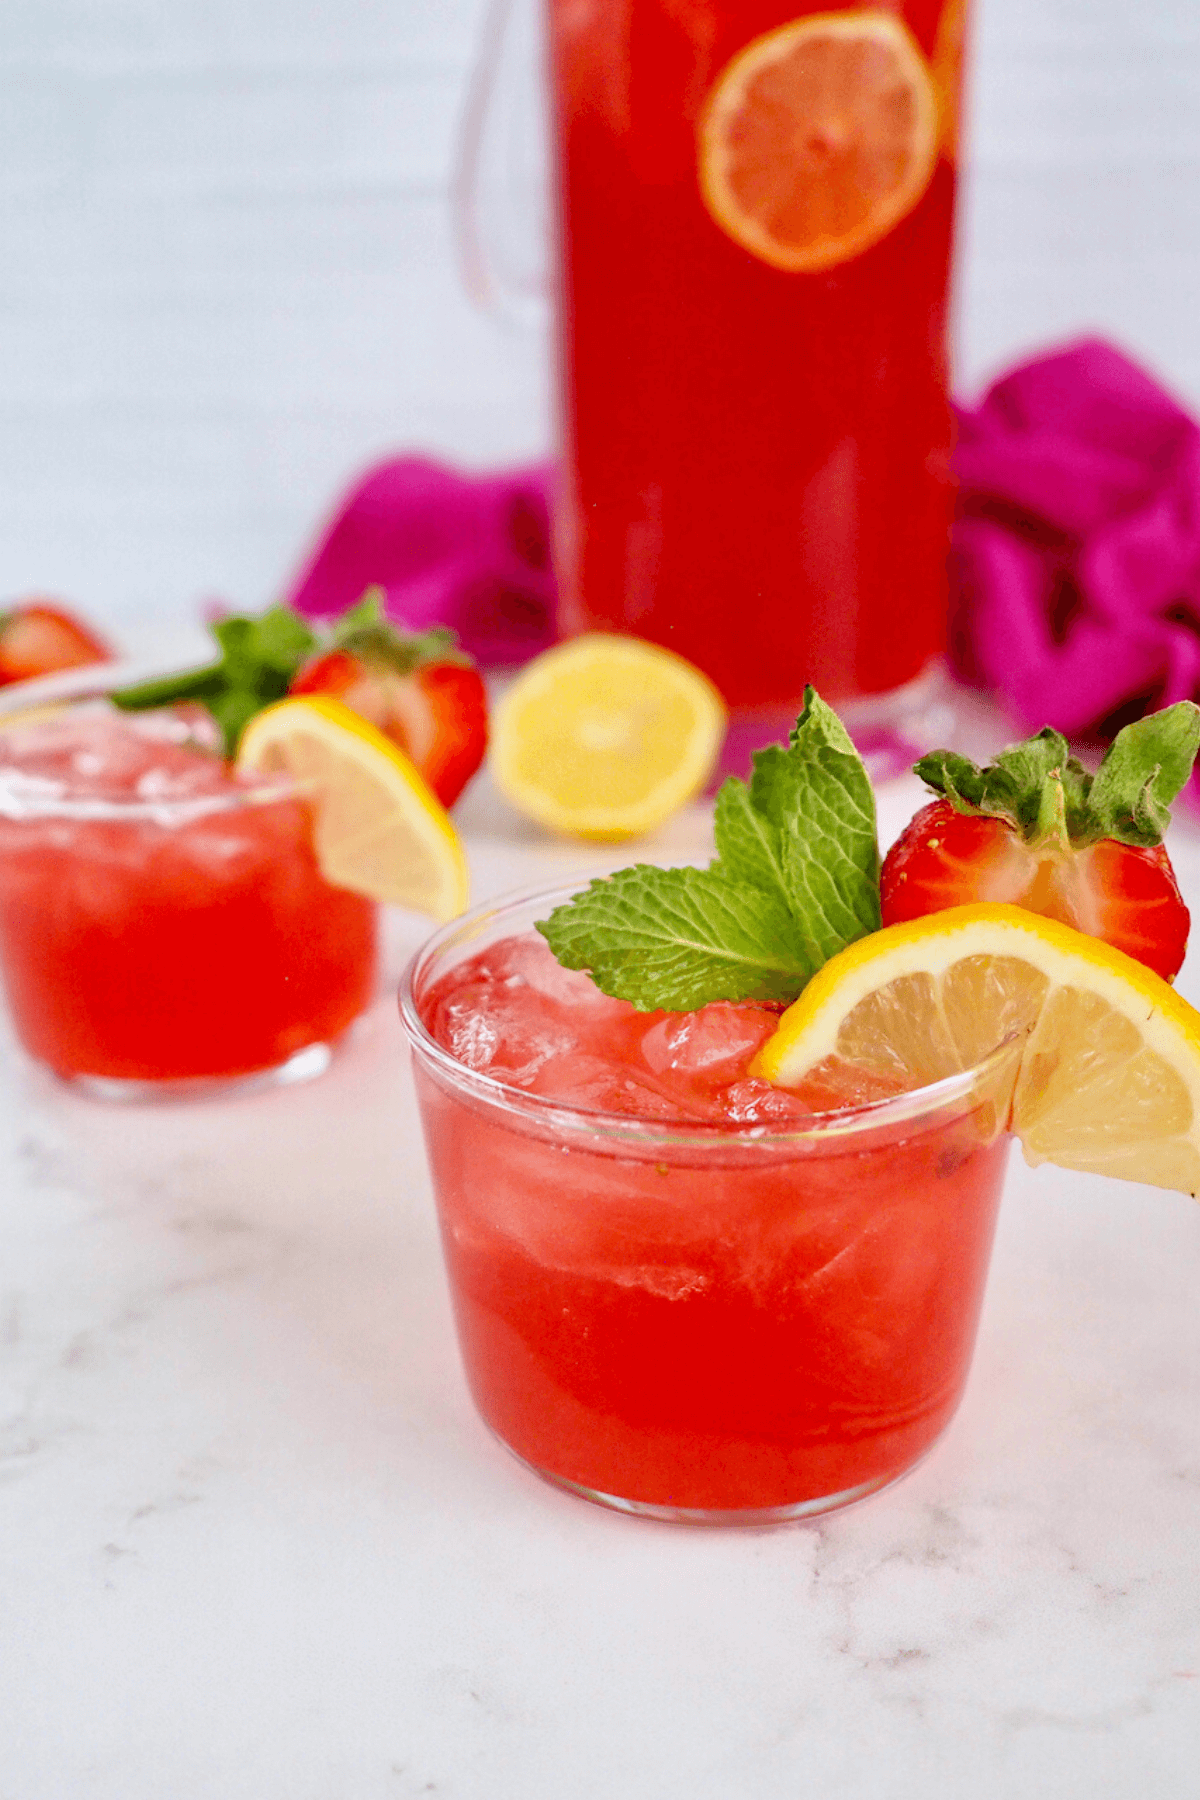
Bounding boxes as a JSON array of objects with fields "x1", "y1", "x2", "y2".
[
  {"x1": 0, "y1": 700, "x2": 378, "y2": 1098},
  {"x1": 401, "y1": 882, "x2": 1015, "y2": 1525}
]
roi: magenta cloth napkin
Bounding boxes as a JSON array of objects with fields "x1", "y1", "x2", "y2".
[
  {"x1": 286, "y1": 456, "x2": 558, "y2": 667},
  {"x1": 951, "y1": 338, "x2": 1200, "y2": 740}
]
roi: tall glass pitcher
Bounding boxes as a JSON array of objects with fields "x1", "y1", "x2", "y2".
[{"x1": 460, "y1": 0, "x2": 969, "y2": 739}]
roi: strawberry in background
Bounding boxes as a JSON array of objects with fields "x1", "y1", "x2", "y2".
[
  {"x1": 0, "y1": 600, "x2": 113, "y2": 687},
  {"x1": 289, "y1": 591, "x2": 488, "y2": 808}
]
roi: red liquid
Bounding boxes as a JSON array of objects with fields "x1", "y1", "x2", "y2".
[
  {"x1": 548, "y1": 0, "x2": 963, "y2": 710},
  {"x1": 0, "y1": 712, "x2": 377, "y2": 1083},
  {"x1": 414, "y1": 932, "x2": 1007, "y2": 1516}
]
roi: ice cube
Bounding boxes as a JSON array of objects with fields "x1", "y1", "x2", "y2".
[
  {"x1": 783, "y1": 1056, "x2": 910, "y2": 1112},
  {"x1": 722, "y1": 1079, "x2": 817, "y2": 1125},
  {"x1": 0, "y1": 709, "x2": 230, "y2": 802},
  {"x1": 432, "y1": 978, "x2": 580, "y2": 1085},
  {"x1": 486, "y1": 931, "x2": 618, "y2": 1014},
  {"x1": 640, "y1": 1003, "x2": 780, "y2": 1085},
  {"x1": 530, "y1": 1051, "x2": 704, "y2": 1120}
]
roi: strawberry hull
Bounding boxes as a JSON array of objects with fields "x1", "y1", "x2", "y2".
[{"x1": 401, "y1": 886, "x2": 1012, "y2": 1523}]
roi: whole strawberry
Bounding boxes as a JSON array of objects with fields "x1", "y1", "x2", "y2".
[
  {"x1": 289, "y1": 594, "x2": 487, "y2": 808},
  {"x1": 0, "y1": 600, "x2": 112, "y2": 687},
  {"x1": 881, "y1": 708, "x2": 1200, "y2": 982}
]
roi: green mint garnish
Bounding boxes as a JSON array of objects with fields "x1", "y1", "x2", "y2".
[
  {"x1": 718, "y1": 688, "x2": 880, "y2": 967},
  {"x1": 111, "y1": 603, "x2": 318, "y2": 756},
  {"x1": 916, "y1": 702, "x2": 1200, "y2": 851},
  {"x1": 537, "y1": 687, "x2": 881, "y2": 1011}
]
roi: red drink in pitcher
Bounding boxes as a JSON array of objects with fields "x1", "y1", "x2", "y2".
[
  {"x1": 0, "y1": 706, "x2": 377, "y2": 1091},
  {"x1": 548, "y1": 0, "x2": 966, "y2": 713},
  {"x1": 403, "y1": 885, "x2": 1010, "y2": 1523}
]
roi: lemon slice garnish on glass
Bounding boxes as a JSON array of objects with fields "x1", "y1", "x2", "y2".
[
  {"x1": 237, "y1": 695, "x2": 469, "y2": 920},
  {"x1": 697, "y1": 9, "x2": 940, "y2": 275},
  {"x1": 490, "y1": 633, "x2": 726, "y2": 841},
  {"x1": 753, "y1": 902, "x2": 1200, "y2": 1196}
]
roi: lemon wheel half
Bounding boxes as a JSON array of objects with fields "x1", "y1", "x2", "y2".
[{"x1": 489, "y1": 634, "x2": 726, "y2": 841}]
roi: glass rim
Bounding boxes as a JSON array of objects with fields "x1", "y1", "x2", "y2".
[
  {"x1": 398, "y1": 877, "x2": 1022, "y2": 1155},
  {"x1": 0, "y1": 686, "x2": 299, "y2": 823}
]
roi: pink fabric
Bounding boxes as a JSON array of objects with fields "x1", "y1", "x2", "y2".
[
  {"x1": 951, "y1": 338, "x2": 1200, "y2": 738},
  {"x1": 286, "y1": 456, "x2": 558, "y2": 667},
  {"x1": 287, "y1": 343, "x2": 1200, "y2": 795}
]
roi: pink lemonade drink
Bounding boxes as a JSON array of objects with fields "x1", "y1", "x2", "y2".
[
  {"x1": 548, "y1": 0, "x2": 967, "y2": 716},
  {"x1": 402, "y1": 885, "x2": 1012, "y2": 1523},
  {"x1": 0, "y1": 705, "x2": 377, "y2": 1091}
]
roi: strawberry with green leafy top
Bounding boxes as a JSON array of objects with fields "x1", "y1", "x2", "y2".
[
  {"x1": 880, "y1": 710, "x2": 1200, "y2": 982},
  {"x1": 289, "y1": 595, "x2": 487, "y2": 808}
]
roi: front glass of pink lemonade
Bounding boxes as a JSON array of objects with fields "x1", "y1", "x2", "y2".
[
  {"x1": 402, "y1": 884, "x2": 1014, "y2": 1523},
  {"x1": 547, "y1": 0, "x2": 966, "y2": 730},
  {"x1": 0, "y1": 703, "x2": 378, "y2": 1096}
]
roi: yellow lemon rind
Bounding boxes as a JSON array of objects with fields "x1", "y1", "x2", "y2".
[
  {"x1": 236, "y1": 694, "x2": 470, "y2": 921},
  {"x1": 752, "y1": 903, "x2": 1200, "y2": 1197}
]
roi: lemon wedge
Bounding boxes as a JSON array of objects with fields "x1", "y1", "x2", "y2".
[
  {"x1": 752, "y1": 902, "x2": 1200, "y2": 1196},
  {"x1": 490, "y1": 634, "x2": 726, "y2": 841},
  {"x1": 237, "y1": 695, "x2": 469, "y2": 920}
]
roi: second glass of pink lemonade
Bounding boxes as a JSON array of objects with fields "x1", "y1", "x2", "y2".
[{"x1": 0, "y1": 704, "x2": 377, "y2": 1096}]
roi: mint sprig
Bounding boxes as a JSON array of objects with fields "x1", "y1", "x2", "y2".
[
  {"x1": 111, "y1": 604, "x2": 318, "y2": 756},
  {"x1": 721, "y1": 690, "x2": 880, "y2": 967},
  {"x1": 915, "y1": 702, "x2": 1200, "y2": 850},
  {"x1": 538, "y1": 688, "x2": 881, "y2": 1011}
]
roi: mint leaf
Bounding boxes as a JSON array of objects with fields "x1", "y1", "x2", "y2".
[
  {"x1": 537, "y1": 866, "x2": 812, "y2": 1010},
  {"x1": 772, "y1": 690, "x2": 881, "y2": 961},
  {"x1": 715, "y1": 689, "x2": 881, "y2": 962},
  {"x1": 539, "y1": 688, "x2": 881, "y2": 1011},
  {"x1": 108, "y1": 661, "x2": 227, "y2": 710},
  {"x1": 112, "y1": 602, "x2": 319, "y2": 755},
  {"x1": 233, "y1": 604, "x2": 316, "y2": 676},
  {"x1": 712, "y1": 776, "x2": 789, "y2": 911},
  {"x1": 1086, "y1": 702, "x2": 1200, "y2": 847}
]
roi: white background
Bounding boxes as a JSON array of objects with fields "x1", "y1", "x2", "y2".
[{"x1": 1, "y1": 0, "x2": 1198, "y2": 643}]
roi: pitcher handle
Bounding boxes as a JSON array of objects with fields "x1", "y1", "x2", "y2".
[{"x1": 452, "y1": 0, "x2": 551, "y2": 329}]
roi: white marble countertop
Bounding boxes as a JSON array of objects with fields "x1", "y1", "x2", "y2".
[{"x1": 3, "y1": 757, "x2": 1200, "y2": 1799}]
